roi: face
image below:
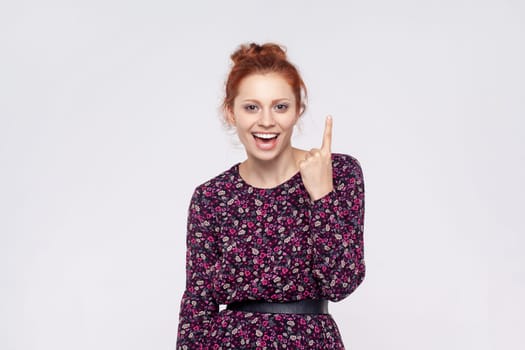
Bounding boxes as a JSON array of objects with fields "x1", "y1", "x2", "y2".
[{"x1": 227, "y1": 73, "x2": 299, "y2": 163}]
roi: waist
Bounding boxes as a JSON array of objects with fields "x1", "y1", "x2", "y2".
[{"x1": 226, "y1": 299, "x2": 329, "y2": 315}]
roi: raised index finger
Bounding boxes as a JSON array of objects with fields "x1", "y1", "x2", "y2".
[{"x1": 321, "y1": 115, "x2": 333, "y2": 153}]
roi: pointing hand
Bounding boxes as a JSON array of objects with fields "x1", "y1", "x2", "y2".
[{"x1": 298, "y1": 116, "x2": 334, "y2": 201}]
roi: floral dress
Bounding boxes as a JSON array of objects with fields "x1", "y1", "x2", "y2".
[{"x1": 176, "y1": 153, "x2": 365, "y2": 349}]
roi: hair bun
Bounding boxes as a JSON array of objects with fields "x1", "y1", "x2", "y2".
[{"x1": 231, "y1": 43, "x2": 287, "y2": 65}]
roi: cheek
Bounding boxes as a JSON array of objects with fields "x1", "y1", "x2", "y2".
[
  {"x1": 234, "y1": 117, "x2": 251, "y2": 131},
  {"x1": 282, "y1": 115, "x2": 299, "y2": 130}
]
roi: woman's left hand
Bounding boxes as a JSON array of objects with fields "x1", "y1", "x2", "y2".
[{"x1": 298, "y1": 116, "x2": 334, "y2": 201}]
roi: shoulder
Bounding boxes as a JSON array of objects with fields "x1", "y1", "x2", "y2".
[
  {"x1": 331, "y1": 153, "x2": 364, "y2": 183},
  {"x1": 191, "y1": 163, "x2": 240, "y2": 201},
  {"x1": 332, "y1": 153, "x2": 363, "y2": 173}
]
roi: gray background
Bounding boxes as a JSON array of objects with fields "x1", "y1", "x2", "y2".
[{"x1": 1, "y1": 0, "x2": 523, "y2": 349}]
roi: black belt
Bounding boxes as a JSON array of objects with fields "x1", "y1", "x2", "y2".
[{"x1": 226, "y1": 299, "x2": 329, "y2": 315}]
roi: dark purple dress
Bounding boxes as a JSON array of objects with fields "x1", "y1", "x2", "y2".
[{"x1": 176, "y1": 153, "x2": 365, "y2": 349}]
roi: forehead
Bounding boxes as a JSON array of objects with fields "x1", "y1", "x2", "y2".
[{"x1": 235, "y1": 73, "x2": 295, "y2": 101}]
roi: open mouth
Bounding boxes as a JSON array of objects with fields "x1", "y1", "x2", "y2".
[{"x1": 253, "y1": 133, "x2": 279, "y2": 142}]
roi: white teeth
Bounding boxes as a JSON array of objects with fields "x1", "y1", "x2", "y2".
[{"x1": 253, "y1": 133, "x2": 278, "y2": 139}]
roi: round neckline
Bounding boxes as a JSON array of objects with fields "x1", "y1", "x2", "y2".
[{"x1": 233, "y1": 163, "x2": 302, "y2": 191}]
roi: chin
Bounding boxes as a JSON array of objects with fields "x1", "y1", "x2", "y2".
[{"x1": 247, "y1": 148, "x2": 281, "y2": 162}]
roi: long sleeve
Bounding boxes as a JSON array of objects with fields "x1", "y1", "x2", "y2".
[
  {"x1": 309, "y1": 154, "x2": 365, "y2": 301},
  {"x1": 176, "y1": 188, "x2": 219, "y2": 350}
]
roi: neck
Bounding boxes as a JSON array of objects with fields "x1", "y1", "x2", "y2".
[{"x1": 240, "y1": 148, "x2": 302, "y2": 189}]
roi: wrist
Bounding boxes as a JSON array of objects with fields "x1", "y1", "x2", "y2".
[{"x1": 309, "y1": 184, "x2": 334, "y2": 202}]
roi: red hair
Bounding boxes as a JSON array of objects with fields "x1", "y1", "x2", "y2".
[{"x1": 222, "y1": 43, "x2": 307, "y2": 117}]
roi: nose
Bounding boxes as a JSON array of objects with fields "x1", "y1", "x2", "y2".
[{"x1": 258, "y1": 108, "x2": 276, "y2": 127}]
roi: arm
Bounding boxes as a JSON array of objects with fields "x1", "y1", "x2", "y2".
[
  {"x1": 176, "y1": 188, "x2": 219, "y2": 349},
  {"x1": 309, "y1": 155, "x2": 365, "y2": 301}
]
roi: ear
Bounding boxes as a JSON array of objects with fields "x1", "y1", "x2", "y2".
[
  {"x1": 298, "y1": 102, "x2": 306, "y2": 118},
  {"x1": 294, "y1": 108, "x2": 302, "y2": 123},
  {"x1": 225, "y1": 106, "x2": 236, "y2": 126}
]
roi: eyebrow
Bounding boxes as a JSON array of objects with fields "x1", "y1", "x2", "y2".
[{"x1": 240, "y1": 98, "x2": 292, "y2": 104}]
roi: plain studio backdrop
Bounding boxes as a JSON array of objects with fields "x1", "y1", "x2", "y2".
[{"x1": 1, "y1": 0, "x2": 523, "y2": 349}]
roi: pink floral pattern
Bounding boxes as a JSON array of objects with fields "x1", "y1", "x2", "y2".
[{"x1": 176, "y1": 153, "x2": 365, "y2": 349}]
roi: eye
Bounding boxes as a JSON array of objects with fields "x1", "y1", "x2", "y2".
[
  {"x1": 274, "y1": 103, "x2": 289, "y2": 112},
  {"x1": 243, "y1": 104, "x2": 259, "y2": 112}
]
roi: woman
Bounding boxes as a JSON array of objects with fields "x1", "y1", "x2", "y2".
[{"x1": 176, "y1": 43, "x2": 365, "y2": 349}]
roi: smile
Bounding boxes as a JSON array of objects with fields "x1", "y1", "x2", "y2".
[{"x1": 253, "y1": 133, "x2": 279, "y2": 141}]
